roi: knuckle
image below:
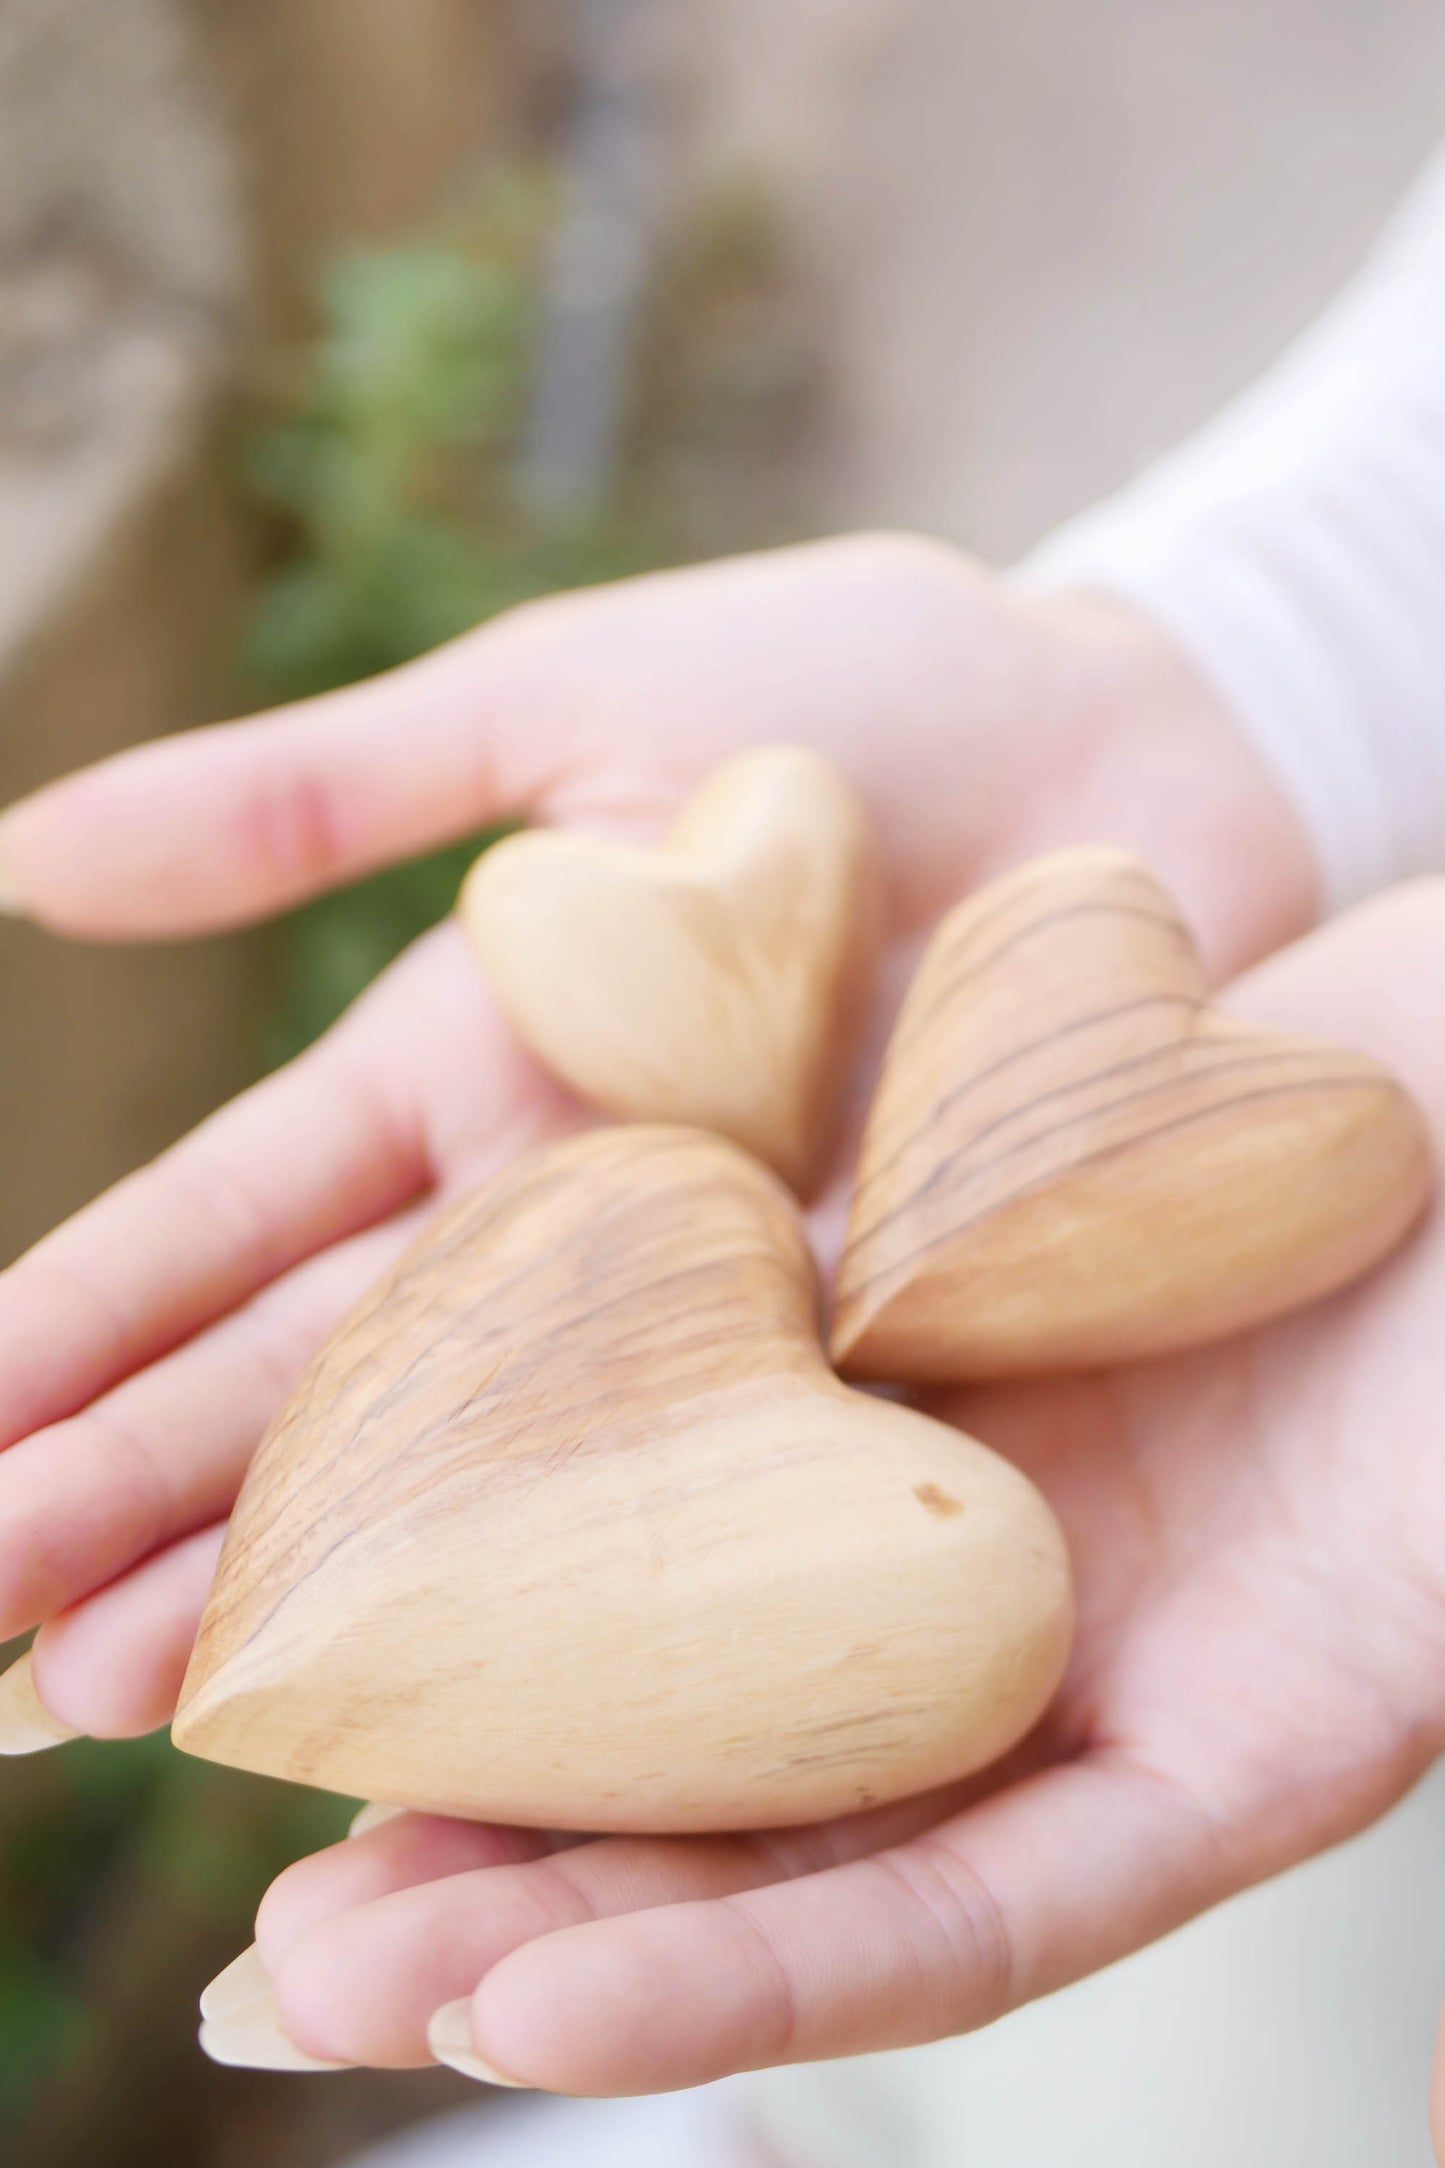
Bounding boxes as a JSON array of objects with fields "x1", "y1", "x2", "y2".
[
  {"x1": 878, "y1": 1837, "x2": 1017, "y2": 2029},
  {"x1": 519, "y1": 1855, "x2": 605, "y2": 1936},
  {"x1": 164, "y1": 1147, "x2": 278, "y2": 1287},
  {"x1": 717, "y1": 1897, "x2": 800, "y2": 2062},
  {"x1": 234, "y1": 760, "x2": 352, "y2": 890}
]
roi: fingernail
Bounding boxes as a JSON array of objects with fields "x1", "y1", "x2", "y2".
[
  {"x1": 0, "y1": 812, "x2": 23, "y2": 915},
  {"x1": 200, "y1": 1943, "x2": 272, "y2": 2023},
  {"x1": 349, "y1": 1801, "x2": 406, "y2": 1839},
  {"x1": 199, "y1": 2013, "x2": 351, "y2": 2073},
  {"x1": 198, "y1": 1952, "x2": 351, "y2": 2073},
  {"x1": 427, "y1": 1999, "x2": 529, "y2": 2088},
  {"x1": 0, "y1": 1652, "x2": 81, "y2": 1755}
]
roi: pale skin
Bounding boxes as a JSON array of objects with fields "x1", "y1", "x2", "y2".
[{"x1": 2, "y1": 535, "x2": 1444, "y2": 2125}]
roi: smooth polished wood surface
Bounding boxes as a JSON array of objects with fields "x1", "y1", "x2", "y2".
[
  {"x1": 173, "y1": 1127, "x2": 1071, "y2": 1831},
  {"x1": 832, "y1": 848, "x2": 1434, "y2": 1380},
  {"x1": 458, "y1": 746, "x2": 881, "y2": 1195}
]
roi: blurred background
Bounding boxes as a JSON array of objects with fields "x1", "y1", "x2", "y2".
[{"x1": 1, "y1": 2, "x2": 1444, "y2": 2162}]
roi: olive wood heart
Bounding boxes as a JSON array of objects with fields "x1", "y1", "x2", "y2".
[
  {"x1": 458, "y1": 746, "x2": 881, "y2": 1195},
  {"x1": 173, "y1": 1128, "x2": 1071, "y2": 1832},
  {"x1": 832, "y1": 848, "x2": 1433, "y2": 1381}
]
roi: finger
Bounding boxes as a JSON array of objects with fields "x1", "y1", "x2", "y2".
[
  {"x1": 0, "y1": 923, "x2": 537, "y2": 1453},
  {"x1": 1223, "y1": 878, "x2": 1445, "y2": 1120},
  {"x1": 0, "y1": 1003, "x2": 421, "y2": 1452},
  {"x1": 256, "y1": 1818, "x2": 557, "y2": 1972},
  {"x1": 197, "y1": 1818, "x2": 562, "y2": 2078},
  {"x1": 0, "y1": 1210, "x2": 425, "y2": 1640},
  {"x1": 0, "y1": 579, "x2": 593, "y2": 938},
  {"x1": 0, "y1": 630, "x2": 541, "y2": 938},
  {"x1": 270, "y1": 1838, "x2": 814, "y2": 2069},
  {"x1": 266, "y1": 1790, "x2": 973, "y2": 2070},
  {"x1": 30, "y1": 1523, "x2": 226, "y2": 1738},
  {"x1": 3, "y1": 1197, "x2": 462, "y2": 1739},
  {"x1": 0, "y1": 536, "x2": 895, "y2": 940},
  {"x1": 415, "y1": 1752, "x2": 1233, "y2": 2095}
]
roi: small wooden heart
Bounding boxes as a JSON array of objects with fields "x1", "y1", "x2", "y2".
[
  {"x1": 458, "y1": 746, "x2": 881, "y2": 1195},
  {"x1": 173, "y1": 1128, "x2": 1071, "y2": 1832},
  {"x1": 832, "y1": 848, "x2": 1433, "y2": 1381}
]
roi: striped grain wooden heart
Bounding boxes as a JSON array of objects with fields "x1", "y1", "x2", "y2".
[
  {"x1": 831, "y1": 848, "x2": 1433, "y2": 1380},
  {"x1": 173, "y1": 1127, "x2": 1071, "y2": 1831}
]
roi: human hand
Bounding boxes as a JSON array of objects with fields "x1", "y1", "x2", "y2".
[
  {"x1": 0, "y1": 535, "x2": 1311, "y2": 1740},
  {"x1": 226, "y1": 883, "x2": 1445, "y2": 2093},
  {"x1": 0, "y1": 531, "x2": 1326, "y2": 2064}
]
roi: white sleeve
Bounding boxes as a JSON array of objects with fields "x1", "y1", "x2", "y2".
[{"x1": 1016, "y1": 146, "x2": 1445, "y2": 913}]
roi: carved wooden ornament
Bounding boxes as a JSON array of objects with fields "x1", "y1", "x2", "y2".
[
  {"x1": 173, "y1": 1128, "x2": 1072, "y2": 1831},
  {"x1": 832, "y1": 848, "x2": 1433, "y2": 1381},
  {"x1": 457, "y1": 746, "x2": 881, "y2": 1195}
]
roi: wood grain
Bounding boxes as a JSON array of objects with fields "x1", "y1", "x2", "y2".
[
  {"x1": 832, "y1": 848, "x2": 1434, "y2": 1380},
  {"x1": 172, "y1": 1127, "x2": 1072, "y2": 1831},
  {"x1": 457, "y1": 745, "x2": 882, "y2": 1195}
]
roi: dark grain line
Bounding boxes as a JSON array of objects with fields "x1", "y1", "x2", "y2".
[
  {"x1": 934, "y1": 1038, "x2": 1349, "y2": 1186},
  {"x1": 841, "y1": 1072, "x2": 1396, "y2": 1304},
  {"x1": 851, "y1": 991, "x2": 1206, "y2": 1201},
  {"x1": 892, "y1": 897, "x2": 1197, "y2": 1053}
]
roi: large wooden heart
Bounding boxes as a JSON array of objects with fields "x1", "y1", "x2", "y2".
[
  {"x1": 173, "y1": 1128, "x2": 1071, "y2": 1832},
  {"x1": 832, "y1": 848, "x2": 1433, "y2": 1381},
  {"x1": 458, "y1": 746, "x2": 881, "y2": 1195}
]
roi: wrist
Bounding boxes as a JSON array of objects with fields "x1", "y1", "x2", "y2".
[{"x1": 1000, "y1": 586, "x2": 1320, "y2": 980}]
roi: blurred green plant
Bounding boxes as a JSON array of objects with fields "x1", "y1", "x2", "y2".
[
  {"x1": 244, "y1": 187, "x2": 652, "y2": 705},
  {"x1": 239, "y1": 187, "x2": 592, "y2": 1060}
]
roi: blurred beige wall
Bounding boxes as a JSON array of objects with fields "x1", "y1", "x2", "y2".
[
  {"x1": 678, "y1": 0, "x2": 1445, "y2": 555},
  {"x1": 189, "y1": 0, "x2": 516, "y2": 333}
]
